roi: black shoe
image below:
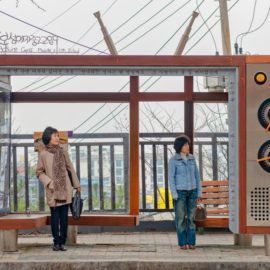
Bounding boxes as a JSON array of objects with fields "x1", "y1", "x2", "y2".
[
  {"x1": 59, "y1": 244, "x2": 67, "y2": 251},
  {"x1": 52, "y1": 244, "x2": 60, "y2": 251}
]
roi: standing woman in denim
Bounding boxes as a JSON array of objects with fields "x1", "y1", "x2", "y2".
[{"x1": 168, "y1": 135, "x2": 202, "y2": 250}]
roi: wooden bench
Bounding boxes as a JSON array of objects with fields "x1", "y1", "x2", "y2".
[
  {"x1": 0, "y1": 214, "x2": 48, "y2": 252},
  {"x1": 0, "y1": 180, "x2": 229, "y2": 250},
  {"x1": 196, "y1": 180, "x2": 229, "y2": 229},
  {"x1": 0, "y1": 131, "x2": 139, "y2": 252},
  {"x1": 0, "y1": 213, "x2": 139, "y2": 251}
]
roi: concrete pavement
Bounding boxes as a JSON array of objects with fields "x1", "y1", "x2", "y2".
[{"x1": 0, "y1": 232, "x2": 269, "y2": 269}]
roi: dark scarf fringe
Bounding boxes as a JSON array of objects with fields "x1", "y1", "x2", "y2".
[
  {"x1": 46, "y1": 144, "x2": 68, "y2": 201},
  {"x1": 55, "y1": 199, "x2": 67, "y2": 203}
]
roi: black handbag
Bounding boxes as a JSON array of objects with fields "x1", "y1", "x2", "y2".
[
  {"x1": 67, "y1": 168, "x2": 83, "y2": 220},
  {"x1": 70, "y1": 191, "x2": 83, "y2": 220}
]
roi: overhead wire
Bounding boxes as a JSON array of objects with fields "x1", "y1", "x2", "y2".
[
  {"x1": 234, "y1": 0, "x2": 257, "y2": 54},
  {"x1": 20, "y1": 0, "x2": 183, "y2": 92},
  {"x1": 0, "y1": 10, "x2": 109, "y2": 54},
  {"x1": 239, "y1": 0, "x2": 257, "y2": 48},
  {"x1": 195, "y1": 0, "x2": 219, "y2": 54},
  {"x1": 75, "y1": 0, "x2": 240, "y2": 139},
  {"x1": 74, "y1": 0, "x2": 225, "y2": 140},
  {"x1": 15, "y1": 0, "x2": 153, "y2": 92},
  {"x1": 72, "y1": 0, "x2": 200, "y2": 137}
]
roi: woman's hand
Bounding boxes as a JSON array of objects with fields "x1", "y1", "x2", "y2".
[
  {"x1": 75, "y1": 186, "x2": 81, "y2": 192},
  {"x1": 197, "y1": 197, "x2": 203, "y2": 203},
  {"x1": 48, "y1": 181, "x2": 54, "y2": 191}
]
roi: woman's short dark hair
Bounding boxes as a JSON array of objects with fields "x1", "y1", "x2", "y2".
[
  {"x1": 42, "y1": 126, "x2": 58, "y2": 145},
  {"x1": 173, "y1": 135, "x2": 191, "y2": 153}
]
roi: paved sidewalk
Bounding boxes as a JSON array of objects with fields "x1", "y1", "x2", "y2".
[{"x1": 0, "y1": 232, "x2": 270, "y2": 269}]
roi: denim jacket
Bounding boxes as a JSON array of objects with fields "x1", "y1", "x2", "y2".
[{"x1": 168, "y1": 153, "x2": 202, "y2": 199}]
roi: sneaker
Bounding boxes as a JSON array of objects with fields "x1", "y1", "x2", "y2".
[
  {"x1": 188, "y1": 245, "x2": 196, "y2": 250},
  {"x1": 180, "y1": 245, "x2": 188, "y2": 250}
]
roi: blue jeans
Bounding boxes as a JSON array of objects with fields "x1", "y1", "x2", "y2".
[{"x1": 174, "y1": 189, "x2": 197, "y2": 246}]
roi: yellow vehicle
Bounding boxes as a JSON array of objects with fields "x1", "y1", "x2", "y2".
[{"x1": 158, "y1": 188, "x2": 173, "y2": 209}]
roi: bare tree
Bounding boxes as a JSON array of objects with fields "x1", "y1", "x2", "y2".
[{"x1": 195, "y1": 77, "x2": 228, "y2": 180}]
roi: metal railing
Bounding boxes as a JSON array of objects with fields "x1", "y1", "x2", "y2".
[
  {"x1": 6, "y1": 132, "x2": 228, "y2": 213},
  {"x1": 139, "y1": 132, "x2": 228, "y2": 212}
]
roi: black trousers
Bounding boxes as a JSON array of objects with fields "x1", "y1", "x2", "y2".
[{"x1": 50, "y1": 204, "x2": 69, "y2": 245}]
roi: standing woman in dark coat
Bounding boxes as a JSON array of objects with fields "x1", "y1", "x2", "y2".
[{"x1": 36, "y1": 127, "x2": 81, "y2": 251}]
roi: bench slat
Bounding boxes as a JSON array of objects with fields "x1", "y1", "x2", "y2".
[
  {"x1": 202, "y1": 187, "x2": 229, "y2": 193},
  {"x1": 0, "y1": 214, "x2": 139, "y2": 229},
  {"x1": 201, "y1": 180, "x2": 229, "y2": 186},
  {"x1": 0, "y1": 214, "x2": 48, "y2": 230},
  {"x1": 196, "y1": 217, "x2": 229, "y2": 228},
  {"x1": 202, "y1": 192, "x2": 228, "y2": 199},
  {"x1": 200, "y1": 198, "x2": 229, "y2": 205},
  {"x1": 206, "y1": 208, "x2": 229, "y2": 214}
]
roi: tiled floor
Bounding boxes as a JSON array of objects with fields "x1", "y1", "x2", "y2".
[{"x1": 0, "y1": 232, "x2": 269, "y2": 263}]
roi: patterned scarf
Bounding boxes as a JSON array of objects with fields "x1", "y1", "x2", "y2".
[{"x1": 46, "y1": 144, "x2": 67, "y2": 203}]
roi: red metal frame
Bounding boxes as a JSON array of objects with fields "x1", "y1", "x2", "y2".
[
  {"x1": 0, "y1": 54, "x2": 245, "y2": 66},
  {"x1": 1, "y1": 54, "x2": 268, "y2": 232}
]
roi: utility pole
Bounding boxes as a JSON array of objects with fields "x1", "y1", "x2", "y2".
[
  {"x1": 93, "y1": 11, "x2": 118, "y2": 55},
  {"x1": 218, "y1": 0, "x2": 232, "y2": 55},
  {"x1": 175, "y1": 11, "x2": 199, "y2": 55}
]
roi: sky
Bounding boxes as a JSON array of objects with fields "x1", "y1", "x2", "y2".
[{"x1": 0, "y1": 0, "x2": 269, "y2": 136}]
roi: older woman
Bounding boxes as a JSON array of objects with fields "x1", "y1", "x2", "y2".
[
  {"x1": 36, "y1": 126, "x2": 80, "y2": 251},
  {"x1": 168, "y1": 135, "x2": 202, "y2": 250}
]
